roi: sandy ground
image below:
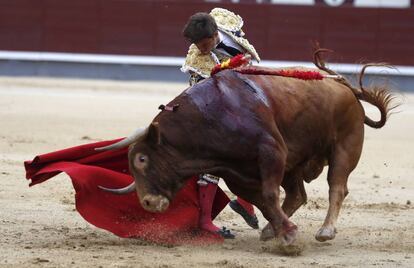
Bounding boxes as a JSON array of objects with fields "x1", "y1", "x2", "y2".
[{"x1": 0, "y1": 76, "x2": 413, "y2": 268}]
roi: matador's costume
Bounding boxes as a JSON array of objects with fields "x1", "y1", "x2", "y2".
[
  {"x1": 180, "y1": 8, "x2": 261, "y2": 236},
  {"x1": 181, "y1": 8, "x2": 261, "y2": 85}
]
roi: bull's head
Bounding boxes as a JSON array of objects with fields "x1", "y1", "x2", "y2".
[{"x1": 96, "y1": 122, "x2": 184, "y2": 213}]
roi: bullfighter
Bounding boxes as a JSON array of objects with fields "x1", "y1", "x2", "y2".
[{"x1": 181, "y1": 8, "x2": 261, "y2": 238}]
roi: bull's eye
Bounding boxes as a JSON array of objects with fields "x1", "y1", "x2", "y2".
[{"x1": 134, "y1": 154, "x2": 148, "y2": 170}]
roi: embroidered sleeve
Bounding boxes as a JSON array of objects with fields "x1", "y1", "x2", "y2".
[
  {"x1": 210, "y1": 8, "x2": 260, "y2": 62},
  {"x1": 210, "y1": 8, "x2": 243, "y2": 33},
  {"x1": 181, "y1": 44, "x2": 219, "y2": 78}
]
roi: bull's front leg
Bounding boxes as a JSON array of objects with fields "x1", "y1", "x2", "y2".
[
  {"x1": 258, "y1": 138, "x2": 297, "y2": 245},
  {"x1": 260, "y1": 177, "x2": 307, "y2": 241}
]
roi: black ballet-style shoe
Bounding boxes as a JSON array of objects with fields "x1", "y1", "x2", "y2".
[
  {"x1": 229, "y1": 200, "x2": 259, "y2": 229},
  {"x1": 217, "y1": 227, "x2": 235, "y2": 239}
]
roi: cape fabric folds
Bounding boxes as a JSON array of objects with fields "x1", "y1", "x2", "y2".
[{"x1": 24, "y1": 139, "x2": 230, "y2": 245}]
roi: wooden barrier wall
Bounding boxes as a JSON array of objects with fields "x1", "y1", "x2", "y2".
[{"x1": 0, "y1": 0, "x2": 413, "y2": 65}]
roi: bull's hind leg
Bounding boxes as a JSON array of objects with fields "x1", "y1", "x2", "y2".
[
  {"x1": 316, "y1": 129, "x2": 363, "y2": 242},
  {"x1": 282, "y1": 176, "x2": 308, "y2": 217}
]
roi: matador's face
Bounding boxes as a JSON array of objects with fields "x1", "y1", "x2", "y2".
[{"x1": 195, "y1": 31, "x2": 219, "y2": 55}]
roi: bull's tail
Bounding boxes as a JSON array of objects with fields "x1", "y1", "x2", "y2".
[
  {"x1": 357, "y1": 64, "x2": 398, "y2": 128},
  {"x1": 313, "y1": 47, "x2": 399, "y2": 129}
]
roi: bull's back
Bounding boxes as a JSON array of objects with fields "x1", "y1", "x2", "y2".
[
  {"x1": 179, "y1": 70, "x2": 364, "y2": 159},
  {"x1": 248, "y1": 72, "x2": 365, "y2": 160}
]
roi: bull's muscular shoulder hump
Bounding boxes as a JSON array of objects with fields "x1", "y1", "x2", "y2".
[
  {"x1": 180, "y1": 71, "x2": 276, "y2": 134},
  {"x1": 183, "y1": 77, "x2": 220, "y2": 109},
  {"x1": 184, "y1": 70, "x2": 271, "y2": 111}
]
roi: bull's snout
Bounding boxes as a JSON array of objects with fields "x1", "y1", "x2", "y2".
[{"x1": 141, "y1": 194, "x2": 170, "y2": 213}]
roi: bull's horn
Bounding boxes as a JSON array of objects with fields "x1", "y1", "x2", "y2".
[
  {"x1": 95, "y1": 127, "x2": 146, "y2": 151},
  {"x1": 98, "y1": 181, "x2": 136, "y2": 195}
]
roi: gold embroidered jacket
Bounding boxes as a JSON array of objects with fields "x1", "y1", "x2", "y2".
[{"x1": 181, "y1": 8, "x2": 260, "y2": 81}]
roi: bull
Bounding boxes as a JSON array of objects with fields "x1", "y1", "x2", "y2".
[{"x1": 97, "y1": 51, "x2": 395, "y2": 244}]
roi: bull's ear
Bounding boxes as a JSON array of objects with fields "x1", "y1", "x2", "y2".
[{"x1": 147, "y1": 122, "x2": 162, "y2": 145}]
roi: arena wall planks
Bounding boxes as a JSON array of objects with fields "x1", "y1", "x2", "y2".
[{"x1": 0, "y1": 0, "x2": 413, "y2": 65}]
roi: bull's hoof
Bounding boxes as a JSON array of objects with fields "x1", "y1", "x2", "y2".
[
  {"x1": 315, "y1": 226, "x2": 337, "y2": 242},
  {"x1": 260, "y1": 223, "x2": 275, "y2": 241},
  {"x1": 260, "y1": 222, "x2": 297, "y2": 244},
  {"x1": 281, "y1": 225, "x2": 298, "y2": 245}
]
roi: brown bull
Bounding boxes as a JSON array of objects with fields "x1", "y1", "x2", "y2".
[{"x1": 97, "y1": 55, "x2": 395, "y2": 244}]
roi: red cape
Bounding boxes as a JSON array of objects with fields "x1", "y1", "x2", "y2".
[{"x1": 24, "y1": 139, "x2": 230, "y2": 245}]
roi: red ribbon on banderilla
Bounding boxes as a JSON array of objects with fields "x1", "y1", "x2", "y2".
[
  {"x1": 211, "y1": 54, "x2": 342, "y2": 81},
  {"x1": 211, "y1": 54, "x2": 251, "y2": 76}
]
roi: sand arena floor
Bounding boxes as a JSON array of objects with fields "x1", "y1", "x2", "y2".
[{"x1": 0, "y1": 77, "x2": 413, "y2": 267}]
